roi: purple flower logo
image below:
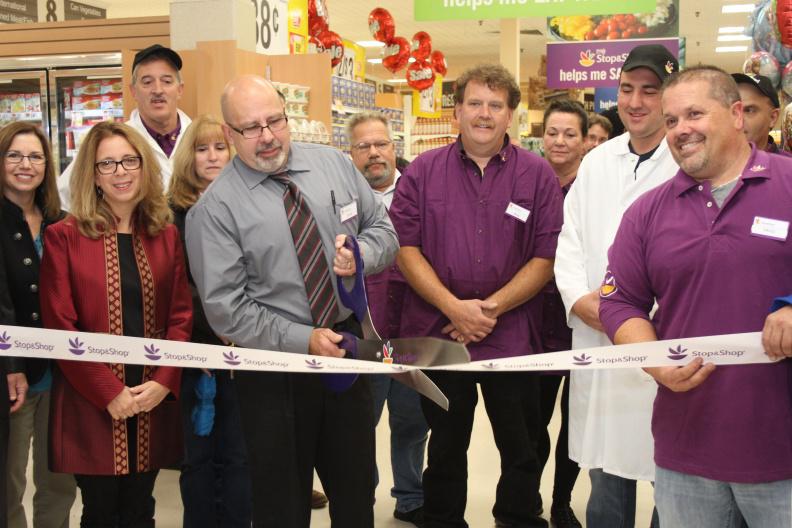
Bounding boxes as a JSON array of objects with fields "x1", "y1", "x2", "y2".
[
  {"x1": 668, "y1": 345, "x2": 688, "y2": 361},
  {"x1": 223, "y1": 350, "x2": 241, "y2": 366},
  {"x1": 0, "y1": 331, "x2": 11, "y2": 351},
  {"x1": 573, "y1": 353, "x2": 592, "y2": 366},
  {"x1": 144, "y1": 344, "x2": 161, "y2": 361},
  {"x1": 68, "y1": 337, "x2": 85, "y2": 356},
  {"x1": 305, "y1": 358, "x2": 324, "y2": 370},
  {"x1": 482, "y1": 362, "x2": 500, "y2": 369}
]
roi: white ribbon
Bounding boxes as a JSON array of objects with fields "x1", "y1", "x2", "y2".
[{"x1": 0, "y1": 324, "x2": 774, "y2": 374}]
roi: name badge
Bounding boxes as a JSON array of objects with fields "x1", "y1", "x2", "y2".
[
  {"x1": 339, "y1": 201, "x2": 358, "y2": 223},
  {"x1": 505, "y1": 202, "x2": 530, "y2": 223},
  {"x1": 751, "y1": 216, "x2": 789, "y2": 241}
]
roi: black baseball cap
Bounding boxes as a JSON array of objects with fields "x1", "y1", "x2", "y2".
[
  {"x1": 132, "y1": 44, "x2": 182, "y2": 72},
  {"x1": 622, "y1": 44, "x2": 679, "y2": 83},
  {"x1": 731, "y1": 73, "x2": 780, "y2": 108}
]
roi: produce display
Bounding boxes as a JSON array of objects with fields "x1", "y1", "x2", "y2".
[{"x1": 548, "y1": 0, "x2": 677, "y2": 41}]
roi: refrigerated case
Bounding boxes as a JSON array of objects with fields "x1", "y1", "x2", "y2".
[{"x1": 0, "y1": 54, "x2": 123, "y2": 174}]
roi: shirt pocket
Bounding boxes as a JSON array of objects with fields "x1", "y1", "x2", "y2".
[
  {"x1": 499, "y1": 199, "x2": 535, "y2": 242},
  {"x1": 325, "y1": 200, "x2": 360, "y2": 239}
]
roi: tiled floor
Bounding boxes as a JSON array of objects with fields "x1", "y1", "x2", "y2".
[{"x1": 21, "y1": 385, "x2": 655, "y2": 527}]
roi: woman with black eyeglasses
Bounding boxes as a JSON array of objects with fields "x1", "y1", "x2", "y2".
[
  {"x1": 0, "y1": 122, "x2": 76, "y2": 528},
  {"x1": 39, "y1": 121, "x2": 192, "y2": 526}
]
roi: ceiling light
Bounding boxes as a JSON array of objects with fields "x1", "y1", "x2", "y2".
[
  {"x1": 356, "y1": 40, "x2": 385, "y2": 48},
  {"x1": 367, "y1": 58, "x2": 383, "y2": 64},
  {"x1": 717, "y1": 35, "x2": 751, "y2": 41},
  {"x1": 718, "y1": 26, "x2": 745, "y2": 33},
  {"x1": 722, "y1": 4, "x2": 755, "y2": 13},
  {"x1": 715, "y1": 45, "x2": 748, "y2": 52}
]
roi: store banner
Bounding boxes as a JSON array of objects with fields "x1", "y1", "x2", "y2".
[
  {"x1": 546, "y1": 37, "x2": 679, "y2": 89},
  {"x1": 594, "y1": 86, "x2": 619, "y2": 112},
  {"x1": 254, "y1": 0, "x2": 290, "y2": 55},
  {"x1": 287, "y1": 0, "x2": 308, "y2": 54},
  {"x1": 414, "y1": 0, "x2": 655, "y2": 21},
  {"x1": 0, "y1": 0, "x2": 37, "y2": 23},
  {"x1": 441, "y1": 80, "x2": 456, "y2": 109},
  {"x1": 547, "y1": 0, "x2": 678, "y2": 42},
  {"x1": 413, "y1": 75, "x2": 444, "y2": 119},
  {"x1": 64, "y1": 0, "x2": 105, "y2": 20},
  {"x1": 334, "y1": 40, "x2": 366, "y2": 82}
]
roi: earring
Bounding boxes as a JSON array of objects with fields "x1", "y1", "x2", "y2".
[{"x1": 95, "y1": 186, "x2": 103, "y2": 199}]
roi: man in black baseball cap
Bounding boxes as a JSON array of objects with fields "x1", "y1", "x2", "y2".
[
  {"x1": 132, "y1": 44, "x2": 183, "y2": 72},
  {"x1": 731, "y1": 73, "x2": 787, "y2": 155},
  {"x1": 621, "y1": 44, "x2": 679, "y2": 83}
]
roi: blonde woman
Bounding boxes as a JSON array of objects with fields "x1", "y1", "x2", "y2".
[
  {"x1": 168, "y1": 115, "x2": 253, "y2": 527},
  {"x1": 40, "y1": 121, "x2": 192, "y2": 526}
]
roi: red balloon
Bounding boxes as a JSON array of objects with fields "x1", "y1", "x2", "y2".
[
  {"x1": 411, "y1": 31, "x2": 432, "y2": 61},
  {"x1": 406, "y1": 59, "x2": 436, "y2": 91},
  {"x1": 368, "y1": 8, "x2": 395, "y2": 43},
  {"x1": 778, "y1": 0, "x2": 792, "y2": 47},
  {"x1": 382, "y1": 36, "x2": 410, "y2": 74},
  {"x1": 309, "y1": 14, "x2": 328, "y2": 38},
  {"x1": 317, "y1": 30, "x2": 344, "y2": 69},
  {"x1": 308, "y1": 0, "x2": 329, "y2": 37},
  {"x1": 430, "y1": 50, "x2": 447, "y2": 76}
]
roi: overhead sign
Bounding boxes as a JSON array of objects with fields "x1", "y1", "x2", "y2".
[
  {"x1": 547, "y1": 0, "x2": 678, "y2": 42},
  {"x1": 334, "y1": 39, "x2": 366, "y2": 82},
  {"x1": 546, "y1": 37, "x2": 679, "y2": 89},
  {"x1": 594, "y1": 86, "x2": 619, "y2": 112},
  {"x1": 286, "y1": 0, "x2": 308, "y2": 54},
  {"x1": 254, "y1": 0, "x2": 290, "y2": 55},
  {"x1": 0, "y1": 0, "x2": 37, "y2": 23},
  {"x1": 414, "y1": 0, "x2": 656, "y2": 21},
  {"x1": 413, "y1": 75, "x2": 443, "y2": 119},
  {"x1": 64, "y1": 0, "x2": 105, "y2": 19},
  {"x1": 441, "y1": 80, "x2": 456, "y2": 109}
]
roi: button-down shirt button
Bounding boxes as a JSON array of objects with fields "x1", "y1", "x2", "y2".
[
  {"x1": 23, "y1": 257, "x2": 32, "y2": 266},
  {"x1": 477, "y1": 229, "x2": 483, "y2": 234},
  {"x1": 697, "y1": 185, "x2": 703, "y2": 191},
  {"x1": 474, "y1": 290, "x2": 480, "y2": 295},
  {"x1": 29, "y1": 284, "x2": 38, "y2": 293},
  {"x1": 706, "y1": 201, "x2": 713, "y2": 208},
  {"x1": 13, "y1": 232, "x2": 22, "y2": 240},
  {"x1": 476, "y1": 257, "x2": 482, "y2": 263},
  {"x1": 31, "y1": 312, "x2": 39, "y2": 321}
]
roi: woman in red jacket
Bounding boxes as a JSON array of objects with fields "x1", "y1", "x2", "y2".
[{"x1": 40, "y1": 121, "x2": 192, "y2": 526}]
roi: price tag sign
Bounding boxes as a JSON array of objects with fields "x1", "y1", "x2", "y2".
[
  {"x1": 334, "y1": 40, "x2": 366, "y2": 81},
  {"x1": 252, "y1": 0, "x2": 289, "y2": 54},
  {"x1": 413, "y1": 75, "x2": 443, "y2": 119}
]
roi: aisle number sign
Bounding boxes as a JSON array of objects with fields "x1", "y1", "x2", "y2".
[
  {"x1": 334, "y1": 40, "x2": 366, "y2": 82},
  {"x1": 413, "y1": 75, "x2": 444, "y2": 119},
  {"x1": 415, "y1": 0, "x2": 656, "y2": 20}
]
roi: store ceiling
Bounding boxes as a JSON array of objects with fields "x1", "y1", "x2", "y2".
[{"x1": 106, "y1": 0, "x2": 751, "y2": 81}]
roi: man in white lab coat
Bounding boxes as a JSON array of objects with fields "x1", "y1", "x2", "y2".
[
  {"x1": 57, "y1": 44, "x2": 191, "y2": 207},
  {"x1": 554, "y1": 44, "x2": 679, "y2": 527}
]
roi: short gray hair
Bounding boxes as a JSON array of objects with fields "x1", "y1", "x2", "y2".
[
  {"x1": 131, "y1": 59, "x2": 183, "y2": 86},
  {"x1": 662, "y1": 65, "x2": 740, "y2": 109},
  {"x1": 347, "y1": 111, "x2": 391, "y2": 144}
]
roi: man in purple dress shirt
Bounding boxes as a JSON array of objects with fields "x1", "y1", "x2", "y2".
[
  {"x1": 600, "y1": 65, "x2": 792, "y2": 527},
  {"x1": 390, "y1": 64, "x2": 563, "y2": 528}
]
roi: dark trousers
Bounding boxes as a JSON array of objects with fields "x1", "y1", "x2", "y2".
[
  {"x1": 179, "y1": 369, "x2": 251, "y2": 527},
  {"x1": 235, "y1": 371, "x2": 375, "y2": 528},
  {"x1": 538, "y1": 374, "x2": 580, "y2": 506},
  {"x1": 0, "y1": 373, "x2": 9, "y2": 528},
  {"x1": 421, "y1": 371, "x2": 547, "y2": 528},
  {"x1": 74, "y1": 471, "x2": 158, "y2": 528}
]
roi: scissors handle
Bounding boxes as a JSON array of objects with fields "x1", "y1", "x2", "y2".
[
  {"x1": 335, "y1": 236, "x2": 368, "y2": 322},
  {"x1": 320, "y1": 331, "x2": 358, "y2": 393}
]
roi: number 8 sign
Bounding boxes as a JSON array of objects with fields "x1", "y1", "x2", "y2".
[{"x1": 252, "y1": 0, "x2": 290, "y2": 54}]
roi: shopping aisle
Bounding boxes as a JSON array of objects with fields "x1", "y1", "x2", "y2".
[{"x1": 24, "y1": 385, "x2": 655, "y2": 527}]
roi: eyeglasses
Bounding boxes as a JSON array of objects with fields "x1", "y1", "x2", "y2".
[
  {"x1": 351, "y1": 140, "x2": 393, "y2": 154},
  {"x1": 95, "y1": 156, "x2": 142, "y2": 175},
  {"x1": 4, "y1": 152, "x2": 46, "y2": 165},
  {"x1": 227, "y1": 116, "x2": 289, "y2": 139}
]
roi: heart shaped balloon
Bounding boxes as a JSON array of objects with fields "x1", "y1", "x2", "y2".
[
  {"x1": 382, "y1": 36, "x2": 410, "y2": 73},
  {"x1": 411, "y1": 31, "x2": 432, "y2": 61},
  {"x1": 368, "y1": 8, "x2": 395, "y2": 43},
  {"x1": 317, "y1": 30, "x2": 344, "y2": 68},
  {"x1": 430, "y1": 50, "x2": 447, "y2": 76},
  {"x1": 309, "y1": 14, "x2": 328, "y2": 38},
  {"x1": 777, "y1": 0, "x2": 792, "y2": 48},
  {"x1": 406, "y1": 59, "x2": 436, "y2": 91}
]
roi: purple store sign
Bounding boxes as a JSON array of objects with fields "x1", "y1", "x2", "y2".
[{"x1": 546, "y1": 38, "x2": 679, "y2": 89}]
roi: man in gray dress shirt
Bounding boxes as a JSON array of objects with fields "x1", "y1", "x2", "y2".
[{"x1": 186, "y1": 75, "x2": 398, "y2": 528}]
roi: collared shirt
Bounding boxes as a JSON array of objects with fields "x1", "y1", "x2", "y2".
[
  {"x1": 541, "y1": 182, "x2": 573, "y2": 353},
  {"x1": 600, "y1": 146, "x2": 792, "y2": 484},
  {"x1": 141, "y1": 115, "x2": 181, "y2": 158},
  {"x1": 389, "y1": 137, "x2": 563, "y2": 361},
  {"x1": 373, "y1": 170, "x2": 400, "y2": 209},
  {"x1": 185, "y1": 142, "x2": 398, "y2": 354}
]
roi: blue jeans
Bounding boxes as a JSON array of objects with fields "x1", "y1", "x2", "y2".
[
  {"x1": 655, "y1": 466, "x2": 792, "y2": 527},
  {"x1": 180, "y1": 369, "x2": 251, "y2": 527},
  {"x1": 587, "y1": 468, "x2": 659, "y2": 528},
  {"x1": 369, "y1": 374, "x2": 429, "y2": 513}
]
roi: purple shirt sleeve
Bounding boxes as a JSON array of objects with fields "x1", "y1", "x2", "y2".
[
  {"x1": 529, "y1": 159, "x2": 564, "y2": 259},
  {"x1": 598, "y1": 211, "x2": 655, "y2": 342},
  {"x1": 389, "y1": 161, "x2": 422, "y2": 248}
]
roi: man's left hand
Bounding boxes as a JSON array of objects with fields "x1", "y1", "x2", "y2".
[
  {"x1": 333, "y1": 234, "x2": 356, "y2": 277},
  {"x1": 129, "y1": 381, "x2": 170, "y2": 413},
  {"x1": 7, "y1": 372, "x2": 27, "y2": 413},
  {"x1": 762, "y1": 305, "x2": 792, "y2": 360}
]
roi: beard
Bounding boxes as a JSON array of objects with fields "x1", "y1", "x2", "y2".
[
  {"x1": 363, "y1": 159, "x2": 394, "y2": 188},
  {"x1": 254, "y1": 142, "x2": 289, "y2": 174}
]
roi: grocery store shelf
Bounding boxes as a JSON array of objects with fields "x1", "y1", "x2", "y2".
[
  {"x1": 0, "y1": 111, "x2": 42, "y2": 121},
  {"x1": 65, "y1": 109, "x2": 123, "y2": 119}
]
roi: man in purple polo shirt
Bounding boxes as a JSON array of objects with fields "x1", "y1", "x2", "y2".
[
  {"x1": 600, "y1": 65, "x2": 792, "y2": 527},
  {"x1": 390, "y1": 63, "x2": 563, "y2": 528}
]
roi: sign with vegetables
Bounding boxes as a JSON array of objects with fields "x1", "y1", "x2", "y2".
[{"x1": 547, "y1": 0, "x2": 678, "y2": 41}]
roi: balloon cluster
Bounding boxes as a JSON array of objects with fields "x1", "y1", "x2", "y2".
[
  {"x1": 745, "y1": 0, "x2": 792, "y2": 93},
  {"x1": 368, "y1": 8, "x2": 448, "y2": 91},
  {"x1": 308, "y1": 0, "x2": 344, "y2": 68}
]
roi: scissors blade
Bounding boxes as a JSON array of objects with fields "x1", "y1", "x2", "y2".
[
  {"x1": 390, "y1": 370, "x2": 449, "y2": 410},
  {"x1": 353, "y1": 337, "x2": 469, "y2": 367}
]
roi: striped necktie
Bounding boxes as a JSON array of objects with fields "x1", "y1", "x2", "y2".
[{"x1": 270, "y1": 173, "x2": 339, "y2": 328}]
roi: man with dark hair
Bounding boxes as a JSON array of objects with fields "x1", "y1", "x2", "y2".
[
  {"x1": 585, "y1": 114, "x2": 612, "y2": 152},
  {"x1": 58, "y1": 44, "x2": 192, "y2": 207},
  {"x1": 391, "y1": 63, "x2": 563, "y2": 528},
  {"x1": 601, "y1": 64, "x2": 792, "y2": 527},
  {"x1": 554, "y1": 44, "x2": 680, "y2": 527},
  {"x1": 731, "y1": 73, "x2": 787, "y2": 155}
]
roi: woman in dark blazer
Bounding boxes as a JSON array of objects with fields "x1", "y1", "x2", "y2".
[{"x1": 0, "y1": 121, "x2": 76, "y2": 526}]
